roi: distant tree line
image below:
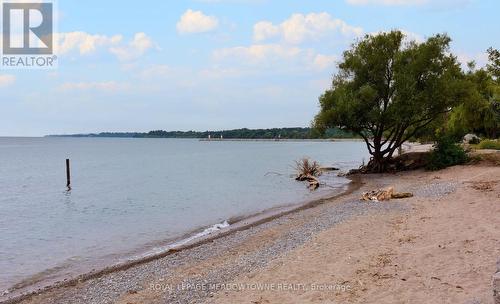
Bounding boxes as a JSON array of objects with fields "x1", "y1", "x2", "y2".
[{"x1": 49, "y1": 127, "x2": 358, "y2": 139}]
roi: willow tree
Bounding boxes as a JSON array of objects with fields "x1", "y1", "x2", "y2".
[
  {"x1": 314, "y1": 31, "x2": 468, "y2": 172},
  {"x1": 487, "y1": 47, "x2": 500, "y2": 120},
  {"x1": 447, "y1": 65, "x2": 499, "y2": 139},
  {"x1": 487, "y1": 47, "x2": 500, "y2": 81}
]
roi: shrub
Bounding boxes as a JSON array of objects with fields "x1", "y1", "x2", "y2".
[
  {"x1": 477, "y1": 139, "x2": 500, "y2": 150},
  {"x1": 295, "y1": 158, "x2": 321, "y2": 177},
  {"x1": 426, "y1": 136, "x2": 468, "y2": 171}
]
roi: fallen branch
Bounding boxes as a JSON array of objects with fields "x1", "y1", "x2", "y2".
[{"x1": 361, "y1": 187, "x2": 413, "y2": 202}]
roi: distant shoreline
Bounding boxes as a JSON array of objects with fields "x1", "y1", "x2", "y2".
[
  {"x1": 42, "y1": 136, "x2": 363, "y2": 142},
  {"x1": 44, "y1": 127, "x2": 360, "y2": 140},
  {"x1": 199, "y1": 138, "x2": 364, "y2": 142}
]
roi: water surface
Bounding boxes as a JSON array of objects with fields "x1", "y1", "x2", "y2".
[{"x1": 0, "y1": 137, "x2": 368, "y2": 294}]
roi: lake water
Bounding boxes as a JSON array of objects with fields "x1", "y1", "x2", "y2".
[{"x1": 0, "y1": 137, "x2": 368, "y2": 295}]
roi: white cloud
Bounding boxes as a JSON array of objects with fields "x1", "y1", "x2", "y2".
[
  {"x1": 253, "y1": 21, "x2": 280, "y2": 42},
  {"x1": 253, "y1": 12, "x2": 363, "y2": 44},
  {"x1": 176, "y1": 9, "x2": 219, "y2": 34},
  {"x1": 213, "y1": 44, "x2": 337, "y2": 71},
  {"x1": 56, "y1": 32, "x2": 122, "y2": 55},
  {"x1": 0, "y1": 74, "x2": 15, "y2": 87},
  {"x1": 55, "y1": 32, "x2": 154, "y2": 61},
  {"x1": 109, "y1": 32, "x2": 155, "y2": 61},
  {"x1": 214, "y1": 44, "x2": 302, "y2": 63},
  {"x1": 58, "y1": 81, "x2": 129, "y2": 92},
  {"x1": 313, "y1": 54, "x2": 338, "y2": 70}
]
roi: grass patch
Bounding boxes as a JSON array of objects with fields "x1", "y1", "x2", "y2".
[
  {"x1": 477, "y1": 139, "x2": 500, "y2": 150},
  {"x1": 469, "y1": 152, "x2": 500, "y2": 166}
]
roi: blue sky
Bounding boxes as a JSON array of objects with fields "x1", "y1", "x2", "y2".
[{"x1": 1, "y1": 0, "x2": 499, "y2": 136}]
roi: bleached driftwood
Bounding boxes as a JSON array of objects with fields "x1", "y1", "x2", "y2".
[
  {"x1": 296, "y1": 174, "x2": 320, "y2": 190},
  {"x1": 361, "y1": 187, "x2": 413, "y2": 202}
]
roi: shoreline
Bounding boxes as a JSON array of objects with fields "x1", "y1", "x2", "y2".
[
  {"x1": 210, "y1": 164, "x2": 500, "y2": 304},
  {"x1": 4, "y1": 163, "x2": 498, "y2": 304},
  {"x1": 1, "y1": 175, "x2": 363, "y2": 304}
]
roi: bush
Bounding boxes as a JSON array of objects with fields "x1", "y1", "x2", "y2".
[
  {"x1": 295, "y1": 158, "x2": 321, "y2": 177},
  {"x1": 477, "y1": 139, "x2": 500, "y2": 150},
  {"x1": 426, "y1": 136, "x2": 468, "y2": 170}
]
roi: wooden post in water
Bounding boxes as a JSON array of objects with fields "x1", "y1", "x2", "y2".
[{"x1": 66, "y1": 159, "x2": 71, "y2": 188}]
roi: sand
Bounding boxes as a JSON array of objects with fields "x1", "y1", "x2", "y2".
[
  {"x1": 210, "y1": 165, "x2": 500, "y2": 304},
  {"x1": 6, "y1": 163, "x2": 499, "y2": 304}
]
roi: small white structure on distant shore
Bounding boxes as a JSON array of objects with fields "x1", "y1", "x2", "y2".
[
  {"x1": 220, "y1": 134, "x2": 223, "y2": 139},
  {"x1": 208, "y1": 134, "x2": 211, "y2": 139}
]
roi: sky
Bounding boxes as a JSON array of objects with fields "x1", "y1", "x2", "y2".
[{"x1": 0, "y1": 0, "x2": 499, "y2": 136}]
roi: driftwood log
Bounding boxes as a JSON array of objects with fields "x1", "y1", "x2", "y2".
[
  {"x1": 296, "y1": 174, "x2": 320, "y2": 190},
  {"x1": 319, "y1": 167, "x2": 340, "y2": 172},
  {"x1": 361, "y1": 187, "x2": 413, "y2": 202}
]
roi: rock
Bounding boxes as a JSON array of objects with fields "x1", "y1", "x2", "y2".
[{"x1": 464, "y1": 133, "x2": 480, "y2": 145}]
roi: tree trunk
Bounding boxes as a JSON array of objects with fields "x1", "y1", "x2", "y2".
[
  {"x1": 367, "y1": 151, "x2": 388, "y2": 173},
  {"x1": 369, "y1": 135, "x2": 389, "y2": 173}
]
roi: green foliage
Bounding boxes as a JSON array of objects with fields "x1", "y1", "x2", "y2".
[
  {"x1": 426, "y1": 136, "x2": 468, "y2": 170},
  {"x1": 314, "y1": 30, "x2": 467, "y2": 172},
  {"x1": 447, "y1": 67, "x2": 499, "y2": 139},
  {"x1": 477, "y1": 139, "x2": 500, "y2": 150},
  {"x1": 487, "y1": 47, "x2": 500, "y2": 82},
  {"x1": 145, "y1": 128, "x2": 353, "y2": 139}
]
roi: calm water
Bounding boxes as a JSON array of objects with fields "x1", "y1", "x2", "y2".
[{"x1": 0, "y1": 137, "x2": 368, "y2": 294}]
